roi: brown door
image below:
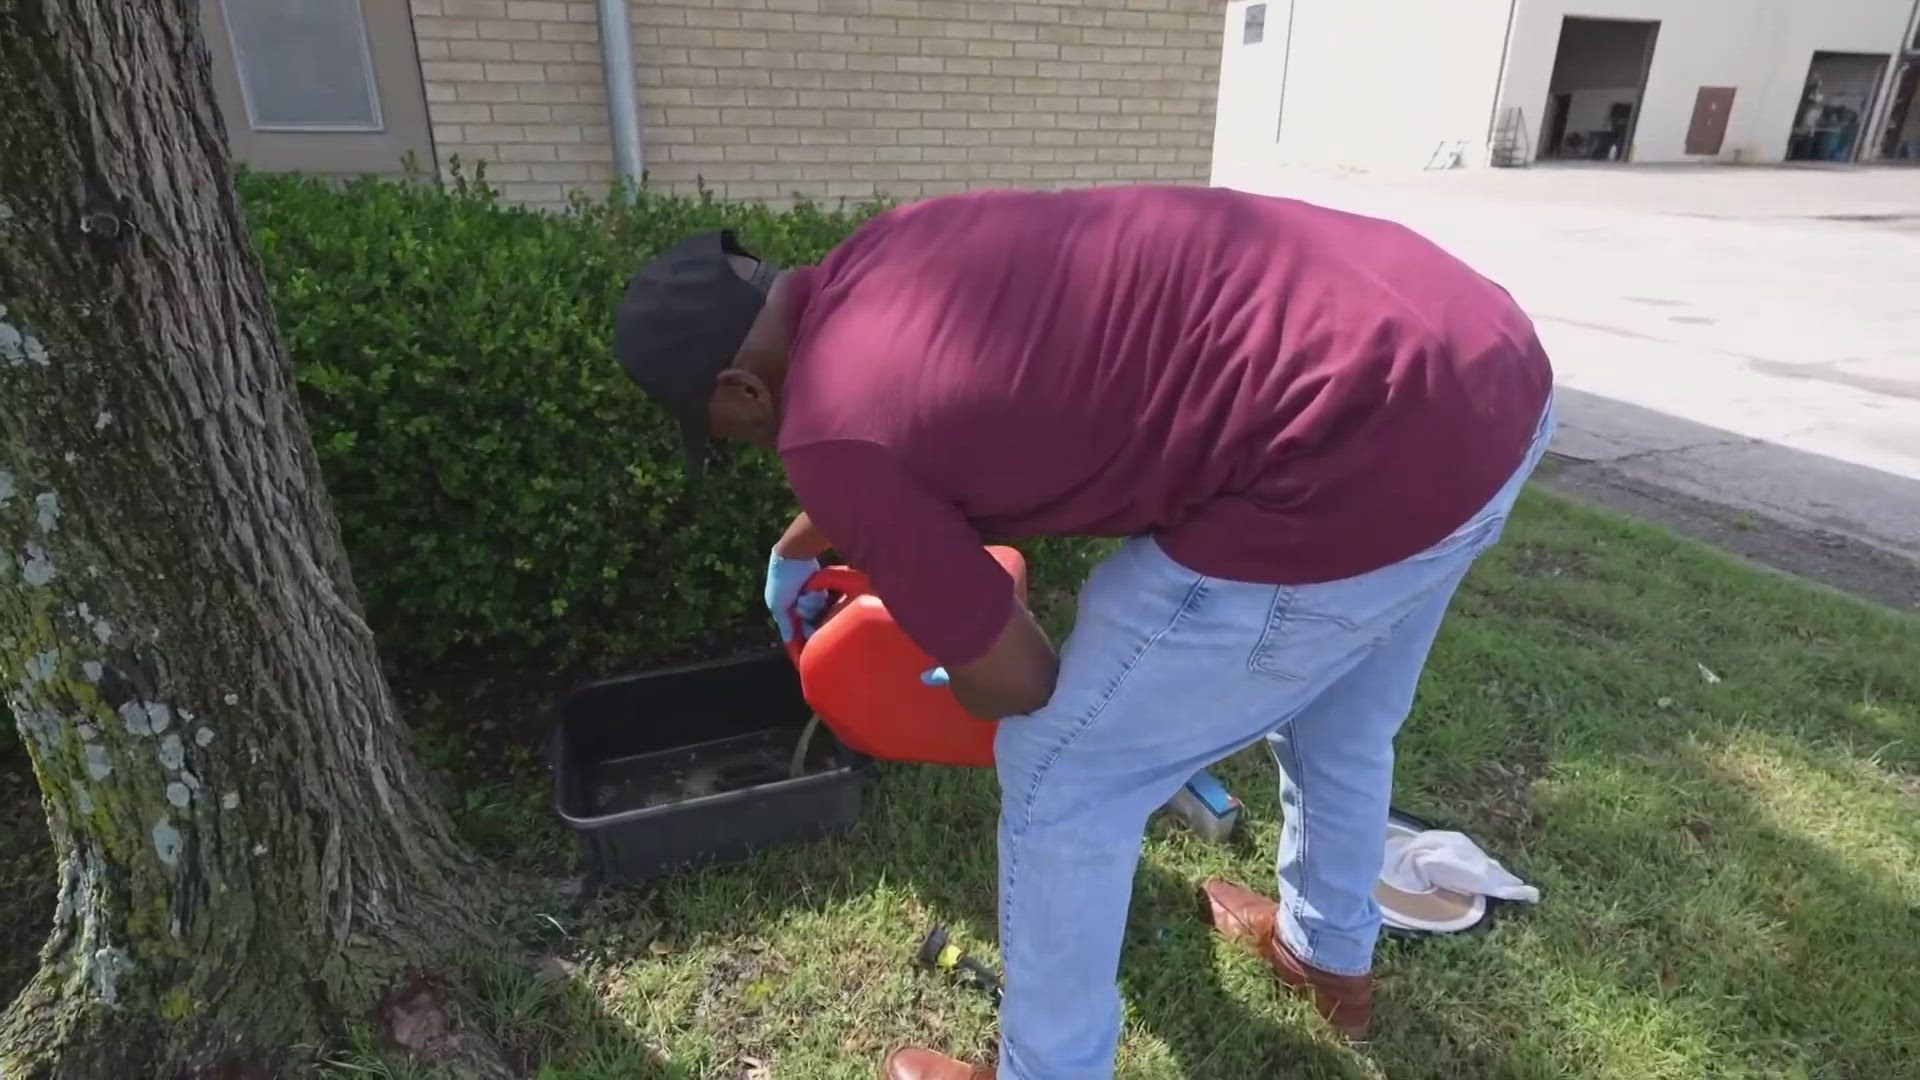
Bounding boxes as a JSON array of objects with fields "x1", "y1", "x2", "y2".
[{"x1": 1685, "y1": 86, "x2": 1736, "y2": 155}]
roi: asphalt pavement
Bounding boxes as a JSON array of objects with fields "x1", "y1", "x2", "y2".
[{"x1": 1229, "y1": 163, "x2": 1920, "y2": 566}]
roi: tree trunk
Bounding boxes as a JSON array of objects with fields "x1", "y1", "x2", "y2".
[{"x1": 0, "y1": 2, "x2": 488, "y2": 1075}]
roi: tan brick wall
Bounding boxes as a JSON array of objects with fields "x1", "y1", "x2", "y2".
[
  {"x1": 411, "y1": 0, "x2": 1224, "y2": 208},
  {"x1": 634, "y1": 0, "x2": 1223, "y2": 203},
  {"x1": 410, "y1": 0, "x2": 618, "y2": 208}
]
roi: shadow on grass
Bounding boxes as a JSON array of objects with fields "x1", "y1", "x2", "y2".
[
  {"x1": 1123, "y1": 860, "x2": 1365, "y2": 1079},
  {"x1": 377, "y1": 680, "x2": 1920, "y2": 1077},
  {"x1": 320, "y1": 947, "x2": 684, "y2": 1080},
  {"x1": 591, "y1": 763, "x2": 1010, "y2": 1073},
  {"x1": 1369, "y1": 743, "x2": 1920, "y2": 1078},
  {"x1": 456, "y1": 939, "x2": 682, "y2": 1080},
  {"x1": 560, "y1": 753, "x2": 1368, "y2": 1078},
  {"x1": 354, "y1": 491, "x2": 1920, "y2": 1077},
  {"x1": 1352, "y1": 495, "x2": 1920, "y2": 1079}
]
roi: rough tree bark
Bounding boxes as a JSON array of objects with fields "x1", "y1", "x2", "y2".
[{"x1": 0, "y1": 2, "x2": 492, "y2": 1075}]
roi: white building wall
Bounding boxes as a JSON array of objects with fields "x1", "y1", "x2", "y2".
[
  {"x1": 1211, "y1": 1, "x2": 1291, "y2": 185},
  {"x1": 1498, "y1": 0, "x2": 1914, "y2": 163},
  {"x1": 1210, "y1": 0, "x2": 1514, "y2": 184},
  {"x1": 1213, "y1": 0, "x2": 1918, "y2": 178}
]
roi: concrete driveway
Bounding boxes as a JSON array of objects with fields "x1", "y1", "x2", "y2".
[{"x1": 1229, "y1": 164, "x2": 1920, "y2": 564}]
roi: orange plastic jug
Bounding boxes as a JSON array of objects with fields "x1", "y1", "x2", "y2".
[{"x1": 783, "y1": 547, "x2": 1028, "y2": 768}]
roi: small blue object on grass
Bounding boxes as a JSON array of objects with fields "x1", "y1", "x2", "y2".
[{"x1": 1164, "y1": 768, "x2": 1240, "y2": 843}]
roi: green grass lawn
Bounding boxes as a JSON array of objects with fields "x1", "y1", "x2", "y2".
[{"x1": 211, "y1": 490, "x2": 1920, "y2": 1076}]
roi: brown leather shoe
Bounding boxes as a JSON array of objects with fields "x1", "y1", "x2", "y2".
[
  {"x1": 881, "y1": 1046, "x2": 993, "y2": 1080},
  {"x1": 1202, "y1": 878, "x2": 1373, "y2": 1040}
]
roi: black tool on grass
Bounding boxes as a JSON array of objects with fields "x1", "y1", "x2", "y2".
[{"x1": 916, "y1": 924, "x2": 1003, "y2": 1006}]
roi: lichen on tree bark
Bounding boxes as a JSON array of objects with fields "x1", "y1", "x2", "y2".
[{"x1": 1, "y1": 2, "x2": 494, "y2": 1075}]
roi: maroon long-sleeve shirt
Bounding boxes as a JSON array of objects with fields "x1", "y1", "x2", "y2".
[{"x1": 776, "y1": 185, "x2": 1552, "y2": 667}]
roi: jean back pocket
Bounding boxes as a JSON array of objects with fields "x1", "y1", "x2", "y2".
[{"x1": 1248, "y1": 514, "x2": 1501, "y2": 682}]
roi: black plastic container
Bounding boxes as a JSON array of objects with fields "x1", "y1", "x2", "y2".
[{"x1": 551, "y1": 651, "x2": 869, "y2": 886}]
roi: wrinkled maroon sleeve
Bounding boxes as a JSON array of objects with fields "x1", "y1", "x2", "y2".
[{"x1": 782, "y1": 439, "x2": 1015, "y2": 669}]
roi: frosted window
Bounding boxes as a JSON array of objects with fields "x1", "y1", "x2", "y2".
[{"x1": 224, "y1": 0, "x2": 383, "y2": 131}]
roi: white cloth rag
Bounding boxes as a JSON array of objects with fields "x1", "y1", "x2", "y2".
[{"x1": 1381, "y1": 830, "x2": 1540, "y2": 903}]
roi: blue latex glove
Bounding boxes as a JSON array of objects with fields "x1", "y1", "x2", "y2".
[
  {"x1": 920, "y1": 667, "x2": 950, "y2": 687},
  {"x1": 765, "y1": 551, "x2": 828, "y2": 644}
]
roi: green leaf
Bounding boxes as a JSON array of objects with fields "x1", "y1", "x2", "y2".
[{"x1": 236, "y1": 169, "x2": 1084, "y2": 679}]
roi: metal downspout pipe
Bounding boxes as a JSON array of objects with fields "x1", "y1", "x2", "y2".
[{"x1": 598, "y1": 0, "x2": 644, "y2": 192}]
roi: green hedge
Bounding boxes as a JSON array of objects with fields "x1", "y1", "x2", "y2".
[{"x1": 240, "y1": 171, "x2": 1100, "y2": 677}]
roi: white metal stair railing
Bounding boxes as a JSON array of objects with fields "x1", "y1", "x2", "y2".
[
  {"x1": 1425, "y1": 140, "x2": 1468, "y2": 169},
  {"x1": 1489, "y1": 106, "x2": 1531, "y2": 167}
]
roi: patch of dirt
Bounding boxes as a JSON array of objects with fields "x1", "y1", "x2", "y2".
[
  {"x1": 390, "y1": 654, "x2": 581, "y2": 790},
  {"x1": 1539, "y1": 455, "x2": 1920, "y2": 614},
  {"x1": 687, "y1": 946, "x2": 791, "y2": 1071},
  {"x1": 374, "y1": 973, "x2": 518, "y2": 1079},
  {"x1": 1427, "y1": 708, "x2": 1549, "y2": 849},
  {"x1": 1505, "y1": 541, "x2": 1590, "y2": 581},
  {"x1": 1898, "y1": 774, "x2": 1920, "y2": 809},
  {"x1": 1681, "y1": 815, "x2": 1716, "y2": 846},
  {"x1": 1440, "y1": 759, "x2": 1544, "y2": 849}
]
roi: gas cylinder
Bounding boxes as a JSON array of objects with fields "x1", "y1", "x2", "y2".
[{"x1": 783, "y1": 547, "x2": 1028, "y2": 767}]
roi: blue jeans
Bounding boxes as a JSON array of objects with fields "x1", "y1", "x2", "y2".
[{"x1": 993, "y1": 400, "x2": 1555, "y2": 1078}]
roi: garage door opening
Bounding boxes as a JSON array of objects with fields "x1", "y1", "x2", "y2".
[
  {"x1": 1539, "y1": 17, "x2": 1660, "y2": 162},
  {"x1": 1789, "y1": 52, "x2": 1889, "y2": 162}
]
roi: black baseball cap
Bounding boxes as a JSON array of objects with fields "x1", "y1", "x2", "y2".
[{"x1": 613, "y1": 230, "x2": 779, "y2": 482}]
